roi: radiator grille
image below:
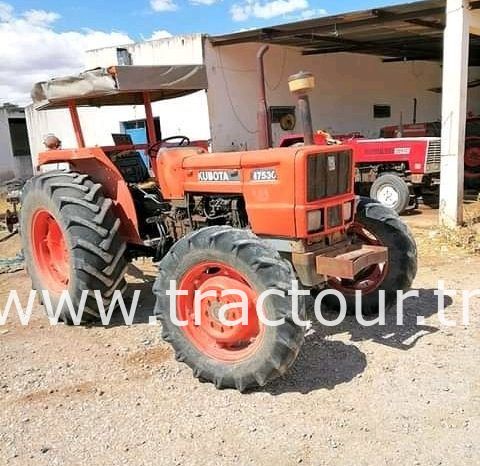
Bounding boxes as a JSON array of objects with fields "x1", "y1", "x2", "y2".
[
  {"x1": 307, "y1": 150, "x2": 352, "y2": 202},
  {"x1": 426, "y1": 139, "x2": 441, "y2": 171},
  {"x1": 327, "y1": 205, "x2": 342, "y2": 228}
]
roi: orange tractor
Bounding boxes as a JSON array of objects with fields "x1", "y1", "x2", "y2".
[{"x1": 22, "y1": 65, "x2": 417, "y2": 391}]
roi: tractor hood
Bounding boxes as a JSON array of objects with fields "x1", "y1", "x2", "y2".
[{"x1": 31, "y1": 65, "x2": 208, "y2": 110}]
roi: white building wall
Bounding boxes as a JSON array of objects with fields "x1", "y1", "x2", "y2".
[
  {"x1": 0, "y1": 108, "x2": 15, "y2": 181},
  {"x1": 26, "y1": 34, "x2": 480, "y2": 164},
  {"x1": 204, "y1": 41, "x2": 480, "y2": 151},
  {"x1": 0, "y1": 108, "x2": 33, "y2": 181},
  {"x1": 26, "y1": 105, "x2": 140, "y2": 165},
  {"x1": 86, "y1": 34, "x2": 205, "y2": 67},
  {"x1": 27, "y1": 34, "x2": 211, "y2": 167}
]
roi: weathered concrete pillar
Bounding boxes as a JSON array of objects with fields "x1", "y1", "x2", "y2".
[{"x1": 439, "y1": 0, "x2": 470, "y2": 227}]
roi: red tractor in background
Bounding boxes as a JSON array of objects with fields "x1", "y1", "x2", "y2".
[
  {"x1": 279, "y1": 131, "x2": 441, "y2": 214},
  {"x1": 278, "y1": 113, "x2": 477, "y2": 214},
  {"x1": 255, "y1": 45, "x2": 440, "y2": 215},
  {"x1": 381, "y1": 116, "x2": 480, "y2": 189},
  {"x1": 21, "y1": 64, "x2": 417, "y2": 391}
]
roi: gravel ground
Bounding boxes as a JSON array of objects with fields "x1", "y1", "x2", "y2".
[{"x1": 0, "y1": 208, "x2": 479, "y2": 466}]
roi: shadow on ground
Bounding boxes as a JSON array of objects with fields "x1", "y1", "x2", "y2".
[
  {"x1": 92, "y1": 267, "x2": 451, "y2": 396},
  {"x1": 89, "y1": 264, "x2": 158, "y2": 328},
  {"x1": 264, "y1": 288, "x2": 450, "y2": 395}
]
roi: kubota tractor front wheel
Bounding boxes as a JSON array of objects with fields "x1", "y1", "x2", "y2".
[
  {"x1": 21, "y1": 171, "x2": 128, "y2": 324},
  {"x1": 153, "y1": 226, "x2": 305, "y2": 391},
  {"x1": 326, "y1": 197, "x2": 417, "y2": 315}
]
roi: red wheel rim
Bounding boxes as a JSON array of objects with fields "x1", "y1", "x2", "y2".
[
  {"x1": 177, "y1": 262, "x2": 264, "y2": 362},
  {"x1": 31, "y1": 209, "x2": 70, "y2": 293},
  {"x1": 328, "y1": 223, "x2": 388, "y2": 295}
]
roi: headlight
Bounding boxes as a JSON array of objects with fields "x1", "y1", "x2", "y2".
[
  {"x1": 343, "y1": 201, "x2": 353, "y2": 222},
  {"x1": 307, "y1": 210, "x2": 323, "y2": 233}
]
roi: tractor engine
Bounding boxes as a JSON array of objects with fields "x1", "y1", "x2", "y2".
[{"x1": 133, "y1": 185, "x2": 248, "y2": 260}]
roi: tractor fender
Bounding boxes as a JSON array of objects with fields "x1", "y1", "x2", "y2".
[
  {"x1": 154, "y1": 147, "x2": 207, "y2": 199},
  {"x1": 37, "y1": 147, "x2": 142, "y2": 244}
]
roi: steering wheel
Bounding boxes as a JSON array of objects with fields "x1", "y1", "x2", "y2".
[
  {"x1": 148, "y1": 135, "x2": 191, "y2": 157},
  {"x1": 162, "y1": 135, "x2": 190, "y2": 146}
]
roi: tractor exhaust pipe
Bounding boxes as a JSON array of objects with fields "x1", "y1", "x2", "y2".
[
  {"x1": 257, "y1": 45, "x2": 271, "y2": 149},
  {"x1": 288, "y1": 71, "x2": 315, "y2": 146}
]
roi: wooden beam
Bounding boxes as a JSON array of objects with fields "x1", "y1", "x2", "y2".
[
  {"x1": 470, "y1": 1, "x2": 480, "y2": 10},
  {"x1": 381, "y1": 56, "x2": 438, "y2": 62},
  {"x1": 301, "y1": 34, "x2": 440, "y2": 59},
  {"x1": 405, "y1": 18, "x2": 445, "y2": 30},
  {"x1": 470, "y1": 8, "x2": 480, "y2": 35},
  {"x1": 210, "y1": 6, "x2": 445, "y2": 47},
  {"x1": 302, "y1": 46, "x2": 360, "y2": 55}
]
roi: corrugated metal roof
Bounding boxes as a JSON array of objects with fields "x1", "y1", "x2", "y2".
[{"x1": 210, "y1": 0, "x2": 480, "y2": 65}]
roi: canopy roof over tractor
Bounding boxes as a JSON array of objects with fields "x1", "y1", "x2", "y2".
[
  {"x1": 32, "y1": 65, "x2": 208, "y2": 110},
  {"x1": 210, "y1": 0, "x2": 480, "y2": 65}
]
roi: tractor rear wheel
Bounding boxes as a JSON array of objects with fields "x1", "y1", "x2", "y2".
[
  {"x1": 153, "y1": 226, "x2": 305, "y2": 391},
  {"x1": 326, "y1": 198, "x2": 417, "y2": 315},
  {"x1": 21, "y1": 171, "x2": 128, "y2": 324}
]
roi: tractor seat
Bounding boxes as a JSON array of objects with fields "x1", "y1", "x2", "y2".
[{"x1": 111, "y1": 151, "x2": 150, "y2": 184}]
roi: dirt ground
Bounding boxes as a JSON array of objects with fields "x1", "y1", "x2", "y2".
[{"x1": 0, "y1": 207, "x2": 479, "y2": 466}]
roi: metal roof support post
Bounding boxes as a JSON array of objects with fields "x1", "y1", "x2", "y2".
[
  {"x1": 143, "y1": 92, "x2": 157, "y2": 144},
  {"x1": 68, "y1": 100, "x2": 85, "y2": 148},
  {"x1": 439, "y1": 0, "x2": 470, "y2": 227}
]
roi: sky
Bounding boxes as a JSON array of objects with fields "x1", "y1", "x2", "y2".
[{"x1": 0, "y1": 0, "x2": 399, "y2": 104}]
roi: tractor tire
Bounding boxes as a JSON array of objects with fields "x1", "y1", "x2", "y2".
[
  {"x1": 464, "y1": 137, "x2": 480, "y2": 189},
  {"x1": 153, "y1": 226, "x2": 305, "y2": 391},
  {"x1": 20, "y1": 170, "x2": 128, "y2": 324},
  {"x1": 421, "y1": 191, "x2": 440, "y2": 209},
  {"x1": 326, "y1": 197, "x2": 417, "y2": 315},
  {"x1": 370, "y1": 173, "x2": 411, "y2": 214}
]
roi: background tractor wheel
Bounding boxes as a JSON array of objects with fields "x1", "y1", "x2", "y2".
[
  {"x1": 21, "y1": 171, "x2": 128, "y2": 324},
  {"x1": 153, "y1": 226, "x2": 305, "y2": 392},
  {"x1": 421, "y1": 190, "x2": 440, "y2": 209},
  {"x1": 326, "y1": 198, "x2": 417, "y2": 315},
  {"x1": 370, "y1": 173, "x2": 411, "y2": 214},
  {"x1": 464, "y1": 137, "x2": 480, "y2": 189}
]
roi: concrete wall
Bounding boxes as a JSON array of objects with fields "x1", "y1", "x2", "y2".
[
  {"x1": 86, "y1": 34, "x2": 205, "y2": 67},
  {"x1": 0, "y1": 108, "x2": 15, "y2": 181},
  {"x1": 26, "y1": 33, "x2": 480, "y2": 163},
  {"x1": 0, "y1": 108, "x2": 33, "y2": 181},
  {"x1": 204, "y1": 41, "x2": 480, "y2": 151},
  {"x1": 26, "y1": 91, "x2": 210, "y2": 167},
  {"x1": 27, "y1": 34, "x2": 211, "y2": 167},
  {"x1": 26, "y1": 105, "x2": 139, "y2": 165}
]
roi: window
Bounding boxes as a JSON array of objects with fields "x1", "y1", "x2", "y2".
[
  {"x1": 116, "y1": 48, "x2": 132, "y2": 66},
  {"x1": 122, "y1": 119, "x2": 146, "y2": 131},
  {"x1": 8, "y1": 118, "x2": 30, "y2": 156},
  {"x1": 269, "y1": 106, "x2": 296, "y2": 131},
  {"x1": 120, "y1": 118, "x2": 161, "y2": 143},
  {"x1": 373, "y1": 105, "x2": 391, "y2": 119}
]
